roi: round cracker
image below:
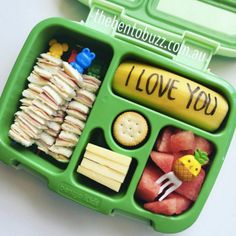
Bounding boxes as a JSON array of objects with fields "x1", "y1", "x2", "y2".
[{"x1": 113, "y1": 111, "x2": 148, "y2": 147}]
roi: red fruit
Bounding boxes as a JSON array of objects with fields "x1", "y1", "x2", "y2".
[
  {"x1": 195, "y1": 136, "x2": 213, "y2": 156},
  {"x1": 156, "y1": 127, "x2": 173, "y2": 153},
  {"x1": 176, "y1": 169, "x2": 205, "y2": 201},
  {"x1": 136, "y1": 163, "x2": 163, "y2": 202},
  {"x1": 173, "y1": 150, "x2": 195, "y2": 162},
  {"x1": 144, "y1": 193, "x2": 192, "y2": 215},
  {"x1": 150, "y1": 151, "x2": 174, "y2": 173},
  {"x1": 170, "y1": 131, "x2": 195, "y2": 154}
]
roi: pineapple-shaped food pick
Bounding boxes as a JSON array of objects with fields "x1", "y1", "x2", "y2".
[{"x1": 173, "y1": 149, "x2": 209, "y2": 182}]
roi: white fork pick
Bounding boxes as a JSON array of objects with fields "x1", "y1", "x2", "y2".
[{"x1": 156, "y1": 172, "x2": 182, "y2": 201}]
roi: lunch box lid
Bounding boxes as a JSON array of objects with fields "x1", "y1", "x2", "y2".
[{"x1": 78, "y1": 0, "x2": 236, "y2": 71}]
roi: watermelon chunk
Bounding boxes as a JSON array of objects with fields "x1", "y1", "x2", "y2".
[
  {"x1": 195, "y1": 136, "x2": 213, "y2": 156},
  {"x1": 136, "y1": 163, "x2": 163, "y2": 202},
  {"x1": 150, "y1": 151, "x2": 174, "y2": 173},
  {"x1": 144, "y1": 193, "x2": 192, "y2": 215},
  {"x1": 173, "y1": 150, "x2": 195, "y2": 162},
  {"x1": 156, "y1": 127, "x2": 173, "y2": 153},
  {"x1": 170, "y1": 131, "x2": 195, "y2": 154},
  {"x1": 176, "y1": 169, "x2": 205, "y2": 201}
]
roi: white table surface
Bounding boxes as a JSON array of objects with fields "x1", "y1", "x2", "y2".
[{"x1": 0, "y1": 1, "x2": 235, "y2": 235}]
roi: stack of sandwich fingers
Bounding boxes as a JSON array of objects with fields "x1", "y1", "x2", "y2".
[
  {"x1": 10, "y1": 54, "x2": 64, "y2": 147},
  {"x1": 49, "y1": 74, "x2": 101, "y2": 162},
  {"x1": 9, "y1": 52, "x2": 101, "y2": 163}
]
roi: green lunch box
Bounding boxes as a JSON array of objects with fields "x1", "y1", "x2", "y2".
[{"x1": 0, "y1": 0, "x2": 236, "y2": 233}]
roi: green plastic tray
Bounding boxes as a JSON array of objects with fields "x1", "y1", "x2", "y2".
[{"x1": 0, "y1": 0, "x2": 236, "y2": 234}]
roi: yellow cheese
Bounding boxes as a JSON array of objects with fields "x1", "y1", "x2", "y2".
[
  {"x1": 84, "y1": 151, "x2": 128, "y2": 175},
  {"x1": 77, "y1": 165, "x2": 121, "y2": 192},
  {"x1": 81, "y1": 158, "x2": 126, "y2": 183},
  {"x1": 86, "y1": 143, "x2": 132, "y2": 166},
  {"x1": 112, "y1": 62, "x2": 229, "y2": 131}
]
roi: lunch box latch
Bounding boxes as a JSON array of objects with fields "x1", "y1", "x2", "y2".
[{"x1": 173, "y1": 31, "x2": 220, "y2": 71}]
